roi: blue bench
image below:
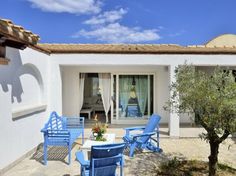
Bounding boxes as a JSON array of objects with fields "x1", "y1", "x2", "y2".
[{"x1": 41, "y1": 111, "x2": 84, "y2": 165}]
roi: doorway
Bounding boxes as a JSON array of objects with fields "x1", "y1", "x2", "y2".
[{"x1": 81, "y1": 73, "x2": 107, "y2": 122}]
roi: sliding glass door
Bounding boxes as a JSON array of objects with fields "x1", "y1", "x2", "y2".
[{"x1": 115, "y1": 74, "x2": 154, "y2": 119}]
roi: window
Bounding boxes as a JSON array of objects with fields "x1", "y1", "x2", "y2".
[{"x1": 118, "y1": 74, "x2": 154, "y2": 118}]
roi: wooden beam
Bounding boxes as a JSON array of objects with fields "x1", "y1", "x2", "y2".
[
  {"x1": 0, "y1": 57, "x2": 9, "y2": 65},
  {"x1": 0, "y1": 31, "x2": 29, "y2": 50},
  {"x1": 0, "y1": 32, "x2": 50, "y2": 54},
  {"x1": 0, "y1": 45, "x2": 6, "y2": 56},
  {"x1": 0, "y1": 45, "x2": 9, "y2": 65},
  {"x1": 2, "y1": 40, "x2": 27, "y2": 49}
]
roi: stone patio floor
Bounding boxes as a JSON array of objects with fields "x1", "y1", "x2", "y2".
[{"x1": 2, "y1": 137, "x2": 236, "y2": 176}]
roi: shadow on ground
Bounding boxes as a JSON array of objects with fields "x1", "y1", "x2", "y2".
[
  {"x1": 30, "y1": 143, "x2": 187, "y2": 175},
  {"x1": 123, "y1": 148, "x2": 187, "y2": 176},
  {"x1": 30, "y1": 143, "x2": 77, "y2": 165}
]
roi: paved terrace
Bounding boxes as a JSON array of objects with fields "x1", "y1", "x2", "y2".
[{"x1": 1, "y1": 125, "x2": 236, "y2": 176}]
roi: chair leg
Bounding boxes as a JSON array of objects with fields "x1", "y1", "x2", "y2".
[
  {"x1": 68, "y1": 144, "x2": 71, "y2": 165},
  {"x1": 92, "y1": 159, "x2": 95, "y2": 176},
  {"x1": 80, "y1": 166, "x2": 84, "y2": 176},
  {"x1": 120, "y1": 156, "x2": 124, "y2": 176},
  {"x1": 43, "y1": 143, "x2": 47, "y2": 165},
  {"x1": 82, "y1": 131, "x2": 84, "y2": 144},
  {"x1": 129, "y1": 143, "x2": 136, "y2": 157}
]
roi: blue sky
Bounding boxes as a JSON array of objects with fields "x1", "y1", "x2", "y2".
[{"x1": 1, "y1": 0, "x2": 236, "y2": 45}]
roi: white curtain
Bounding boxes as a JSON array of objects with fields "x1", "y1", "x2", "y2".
[
  {"x1": 136, "y1": 76, "x2": 148, "y2": 116},
  {"x1": 78, "y1": 73, "x2": 85, "y2": 112},
  {"x1": 119, "y1": 76, "x2": 133, "y2": 117},
  {"x1": 98, "y1": 73, "x2": 111, "y2": 123}
]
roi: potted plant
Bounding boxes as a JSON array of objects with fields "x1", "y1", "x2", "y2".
[{"x1": 92, "y1": 115, "x2": 108, "y2": 141}]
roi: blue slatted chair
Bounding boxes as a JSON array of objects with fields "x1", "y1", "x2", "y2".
[
  {"x1": 123, "y1": 114, "x2": 162, "y2": 157},
  {"x1": 76, "y1": 143, "x2": 126, "y2": 176},
  {"x1": 41, "y1": 111, "x2": 84, "y2": 165}
]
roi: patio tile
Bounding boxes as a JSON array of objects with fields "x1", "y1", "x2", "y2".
[{"x1": 2, "y1": 137, "x2": 235, "y2": 176}]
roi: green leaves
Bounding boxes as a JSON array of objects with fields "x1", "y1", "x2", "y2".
[{"x1": 166, "y1": 64, "x2": 236, "y2": 141}]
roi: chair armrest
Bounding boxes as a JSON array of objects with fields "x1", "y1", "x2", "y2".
[
  {"x1": 43, "y1": 129, "x2": 71, "y2": 138},
  {"x1": 124, "y1": 126, "x2": 146, "y2": 131},
  {"x1": 124, "y1": 126, "x2": 145, "y2": 136},
  {"x1": 132, "y1": 132, "x2": 156, "y2": 139},
  {"x1": 43, "y1": 129, "x2": 70, "y2": 133},
  {"x1": 76, "y1": 151, "x2": 90, "y2": 167}
]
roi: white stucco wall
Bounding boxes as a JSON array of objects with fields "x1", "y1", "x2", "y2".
[
  {"x1": 51, "y1": 53, "x2": 236, "y2": 125},
  {"x1": 61, "y1": 67, "x2": 80, "y2": 116},
  {"x1": 2, "y1": 50, "x2": 236, "y2": 169},
  {"x1": 0, "y1": 47, "x2": 50, "y2": 169}
]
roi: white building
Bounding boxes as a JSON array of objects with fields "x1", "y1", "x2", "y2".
[{"x1": 1, "y1": 19, "x2": 236, "y2": 171}]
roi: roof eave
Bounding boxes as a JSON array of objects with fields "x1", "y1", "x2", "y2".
[
  {"x1": 46, "y1": 49, "x2": 236, "y2": 55},
  {"x1": 0, "y1": 31, "x2": 50, "y2": 54}
]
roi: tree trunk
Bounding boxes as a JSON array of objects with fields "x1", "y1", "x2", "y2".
[{"x1": 208, "y1": 140, "x2": 219, "y2": 176}]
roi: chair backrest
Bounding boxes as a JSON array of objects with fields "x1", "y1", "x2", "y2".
[
  {"x1": 141, "y1": 114, "x2": 161, "y2": 143},
  {"x1": 43, "y1": 111, "x2": 64, "y2": 131},
  {"x1": 62, "y1": 116, "x2": 84, "y2": 129},
  {"x1": 89, "y1": 143, "x2": 126, "y2": 176}
]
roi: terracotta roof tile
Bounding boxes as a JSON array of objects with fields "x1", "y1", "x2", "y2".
[
  {"x1": 0, "y1": 18, "x2": 50, "y2": 54},
  {"x1": 38, "y1": 43, "x2": 236, "y2": 54},
  {"x1": 0, "y1": 18, "x2": 40, "y2": 45}
]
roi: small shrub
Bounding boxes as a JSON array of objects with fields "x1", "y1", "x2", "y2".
[{"x1": 156, "y1": 158, "x2": 236, "y2": 176}]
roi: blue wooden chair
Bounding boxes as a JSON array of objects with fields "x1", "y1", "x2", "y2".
[
  {"x1": 41, "y1": 111, "x2": 84, "y2": 165},
  {"x1": 76, "y1": 143, "x2": 126, "y2": 176},
  {"x1": 123, "y1": 114, "x2": 162, "y2": 157}
]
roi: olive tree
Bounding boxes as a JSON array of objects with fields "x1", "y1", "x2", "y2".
[{"x1": 165, "y1": 64, "x2": 236, "y2": 176}]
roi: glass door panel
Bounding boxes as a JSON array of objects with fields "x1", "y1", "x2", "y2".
[{"x1": 118, "y1": 75, "x2": 153, "y2": 118}]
